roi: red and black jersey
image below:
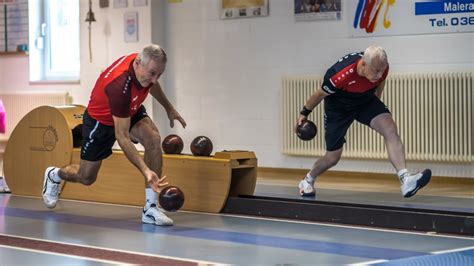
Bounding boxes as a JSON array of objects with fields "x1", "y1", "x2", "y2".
[
  {"x1": 321, "y1": 52, "x2": 389, "y2": 109},
  {"x1": 87, "y1": 54, "x2": 152, "y2": 126}
]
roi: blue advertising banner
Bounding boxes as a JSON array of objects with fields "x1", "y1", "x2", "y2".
[{"x1": 349, "y1": 0, "x2": 474, "y2": 37}]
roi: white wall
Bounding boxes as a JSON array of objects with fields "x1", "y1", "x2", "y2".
[
  {"x1": 0, "y1": 1, "x2": 472, "y2": 177},
  {"x1": 161, "y1": 1, "x2": 473, "y2": 178}
]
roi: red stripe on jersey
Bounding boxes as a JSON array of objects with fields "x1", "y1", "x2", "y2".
[{"x1": 329, "y1": 58, "x2": 388, "y2": 93}]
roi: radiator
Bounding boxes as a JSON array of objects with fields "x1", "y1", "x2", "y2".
[
  {"x1": 282, "y1": 72, "x2": 473, "y2": 163},
  {"x1": 0, "y1": 91, "x2": 71, "y2": 137}
]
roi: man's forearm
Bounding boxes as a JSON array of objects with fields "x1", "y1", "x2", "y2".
[
  {"x1": 151, "y1": 83, "x2": 174, "y2": 112},
  {"x1": 375, "y1": 80, "x2": 386, "y2": 99},
  {"x1": 305, "y1": 88, "x2": 327, "y2": 110},
  {"x1": 116, "y1": 137, "x2": 149, "y2": 175}
]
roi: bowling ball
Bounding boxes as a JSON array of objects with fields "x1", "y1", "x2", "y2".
[
  {"x1": 296, "y1": 120, "x2": 317, "y2": 141},
  {"x1": 159, "y1": 186, "x2": 185, "y2": 212},
  {"x1": 162, "y1": 134, "x2": 184, "y2": 154},
  {"x1": 190, "y1": 136, "x2": 213, "y2": 156}
]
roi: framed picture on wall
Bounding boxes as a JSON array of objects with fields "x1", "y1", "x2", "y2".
[
  {"x1": 221, "y1": 0, "x2": 269, "y2": 19},
  {"x1": 133, "y1": 0, "x2": 147, "y2": 7},
  {"x1": 295, "y1": 0, "x2": 342, "y2": 21},
  {"x1": 124, "y1": 12, "x2": 138, "y2": 42},
  {"x1": 114, "y1": 0, "x2": 127, "y2": 8}
]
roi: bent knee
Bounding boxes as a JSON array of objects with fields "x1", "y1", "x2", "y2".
[
  {"x1": 142, "y1": 134, "x2": 161, "y2": 151},
  {"x1": 384, "y1": 125, "x2": 401, "y2": 140},
  {"x1": 80, "y1": 175, "x2": 97, "y2": 186}
]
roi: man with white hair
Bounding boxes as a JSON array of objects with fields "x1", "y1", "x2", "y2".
[
  {"x1": 42, "y1": 44, "x2": 186, "y2": 226},
  {"x1": 296, "y1": 45, "x2": 431, "y2": 198}
]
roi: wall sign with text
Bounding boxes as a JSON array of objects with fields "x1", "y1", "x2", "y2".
[{"x1": 349, "y1": 0, "x2": 473, "y2": 37}]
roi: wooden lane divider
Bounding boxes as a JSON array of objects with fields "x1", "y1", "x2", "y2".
[
  {"x1": 62, "y1": 150, "x2": 257, "y2": 213},
  {"x1": 3, "y1": 105, "x2": 257, "y2": 213}
]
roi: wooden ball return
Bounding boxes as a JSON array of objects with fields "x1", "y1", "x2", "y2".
[
  {"x1": 4, "y1": 105, "x2": 257, "y2": 213},
  {"x1": 3, "y1": 105, "x2": 85, "y2": 196}
]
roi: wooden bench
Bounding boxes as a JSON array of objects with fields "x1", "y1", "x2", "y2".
[{"x1": 3, "y1": 105, "x2": 257, "y2": 213}]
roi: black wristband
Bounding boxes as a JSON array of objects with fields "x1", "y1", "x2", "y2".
[{"x1": 300, "y1": 106, "x2": 312, "y2": 116}]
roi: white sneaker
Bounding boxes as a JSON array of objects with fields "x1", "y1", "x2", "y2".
[
  {"x1": 142, "y1": 204, "x2": 173, "y2": 226},
  {"x1": 42, "y1": 167, "x2": 61, "y2": 209},
  {"x1": 400, "y1": 169, "x2": 432, "y2": 198},
  {"x1": 299, "y1": 178, "x2": 316, "y2": 197}
]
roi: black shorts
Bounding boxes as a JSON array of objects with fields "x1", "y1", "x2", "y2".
[
  {"x1": 80, "y1": 105, "x2": 149, "y2": 161},
  {"x1": 324, "y1": 96, "x2": 390, "y2": 151}
]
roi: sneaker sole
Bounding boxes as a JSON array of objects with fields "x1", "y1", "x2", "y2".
[
  {"x1": 42, "y1": 167, "x2": 54, "y2": 195},
  {"x1": 42, "y1": 167, "x2": 58, "y2": 209},
  {"x1": 300, "y1": 190, "x2": 316, "y2": 197},
  {"x1": 142, "y1": 214, "x2": 173, "y2": 226},
  {"x1": 43, "y1": 201, "x2": 57, "y2": 209},
  {"x1": 404, "y1": 169, "x2": 432, "y2": 198},
  {"x1": 142, "y1": 217, "x2": 173, "y2": 226}
]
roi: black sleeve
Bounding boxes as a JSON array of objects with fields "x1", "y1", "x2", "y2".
[{"x1": 321, "y1": 68, "x2": 338, "y2": 94}]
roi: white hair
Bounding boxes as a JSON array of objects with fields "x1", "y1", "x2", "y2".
[
  {"x1": 362, "y1": 45, "x2": 388, "y2": 66},
  {"x1": 138, "y1": 44, "x2": 167, "y2": 65}
]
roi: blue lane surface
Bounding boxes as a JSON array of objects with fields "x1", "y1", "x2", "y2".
[{"x1": 1, "y1": 206, "x2": 428, "y2": 260}]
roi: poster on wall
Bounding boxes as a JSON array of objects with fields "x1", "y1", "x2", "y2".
[
  {"x1": 349, "y1": 0, "x2": 474, "y2": 37},
  {"x1": 221, "y1": 0, "x2": 269, "y2": 19},
  {"x1": 295, "y1": 0, "x2": 342, "y2": 21},
  {"x1": 124, "y1": 12, "x2": 138, "y2": 42},
  {"x1": 114, "y1": 0, "x2": 127, "y2": 8}
]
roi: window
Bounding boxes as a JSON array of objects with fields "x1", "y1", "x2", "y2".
[{"x1": 29, "y1": 0, "x2": 80, "y2": 82}]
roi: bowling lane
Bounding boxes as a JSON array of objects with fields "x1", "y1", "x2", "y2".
[
  {"x1": 255, "y1": 183, "x2": 474, "y2": 213},
  {"x1": 1, "y1": 194, "x2": 473, "y2": 265}
]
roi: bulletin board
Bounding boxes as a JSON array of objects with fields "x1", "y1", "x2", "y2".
[{"x1": 0, "y1": 0, "x2": 28, "y2": 53}]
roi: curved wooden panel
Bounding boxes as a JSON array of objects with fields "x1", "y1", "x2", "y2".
[
  {"x1": 163, "y1": 155, "x2": 233, "y2": 213},
  {"x1": 62, "y1": 150, "x2": 257, "y2": 213},
  {"x1": 3, "y1": 105, "x2": 257, "y2": 213},
  {"x1": 3, "y1": 105, "x2": 85, "y2": 196},
  {"x1": 62, "y1": 149, "x2": 146, "y2": 206}
]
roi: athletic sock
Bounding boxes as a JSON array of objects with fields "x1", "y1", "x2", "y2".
[
  {"x1": 304, "y1": 174, "x2": 315, "y2": 185},
  {"x1": 397, "y1": 168, "x2": 409, "y2": 181},
  {"x1": 49, "y1": 168, "x2": 62, "y2": 183},
  {"x1": 145, "y1": 188, "x2": 157, "y2": 209}
]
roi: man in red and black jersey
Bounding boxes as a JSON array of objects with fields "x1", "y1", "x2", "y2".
[
  {"x1": 296, "y1": 45, "x2": 431, "y2": 198},
  {"x1": 42, "y1": 44, "x2": 186, "y2": 226}
]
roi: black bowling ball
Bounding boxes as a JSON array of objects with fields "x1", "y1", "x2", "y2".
[
  {"x1": 159, "y1": 186, "x2": 185, "y2": 212},
  {"x1": 296, "y1": 120, "x2": 317, "y2": 141},
  {"x1": 190, "y1": 136, "x2": 213, "y2": 156}
]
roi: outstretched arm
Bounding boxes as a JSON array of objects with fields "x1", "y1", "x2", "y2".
[
  {"x1": 149, "y1": 83, "x2": 186, "y2": 128},
  {"x1": 304, "y1": 86, "x2": 329, "y2": 111},
  {"x1": 113, "y1": 115, "x2": 168, "y2": 192}
]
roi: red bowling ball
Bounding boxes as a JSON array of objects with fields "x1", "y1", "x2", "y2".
[
  {"x1": 190, "y1": 136, "x2": 213, "y2": 156},
  {"x1": 162, "y1": 134, "x2": 184, "y2": 154},
  {"x1": 159, "y1": 186, "x2": 185, "y2": 212}
]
